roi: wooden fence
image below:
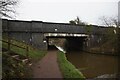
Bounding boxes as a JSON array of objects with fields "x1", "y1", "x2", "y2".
[{"x1": 1, "y1": 37, "x2": 29, "y2": 59}]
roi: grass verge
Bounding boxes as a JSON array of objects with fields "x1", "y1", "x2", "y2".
[{"x1": 57, "y1": 51, "x2": 85, "y2": 79}]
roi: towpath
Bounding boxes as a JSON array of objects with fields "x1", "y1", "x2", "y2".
[{"x1": 33, "y1": 50, "x2": 63, "y2": 78}]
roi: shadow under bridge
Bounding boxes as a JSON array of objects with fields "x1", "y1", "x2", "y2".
[{"x1": 44, "y1": 33, "x2": 88, "y2": 52}]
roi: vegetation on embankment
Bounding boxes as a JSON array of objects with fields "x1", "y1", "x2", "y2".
[
  {"x1": 57, "y1": 51, "x2": 85, "y2": 79},
  {"x1": 2, "y1": 51, "x2": 31, "y2": 78},
  {"x1": 0, "y1": 52, "x2": 2, "y2": 79},
  {"x1": 2, "y1": 39, "x2": 47, "y2": 61},
  {"x1": 2, "y1": 38, "x2": 47, "y2": 78}
]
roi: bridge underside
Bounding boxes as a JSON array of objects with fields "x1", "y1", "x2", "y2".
[
  {"x1": 65, "y1": 37, "x2": 86, "y2": 52},
  {"x1": 45, "y1": 33, "x2": 88, "y2": 52}
]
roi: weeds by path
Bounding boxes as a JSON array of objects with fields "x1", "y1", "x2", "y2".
[{"x1": 57, "y1": 51, "x2": 85, "y2": 79}]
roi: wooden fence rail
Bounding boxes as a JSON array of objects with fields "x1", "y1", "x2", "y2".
[{"x1": 1, "y1": 38, "x2": 29, "y2": 59}]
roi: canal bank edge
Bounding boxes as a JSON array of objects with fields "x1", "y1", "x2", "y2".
[{"x1": 57, "y1": 51, "x2": 85, "y2": 79}]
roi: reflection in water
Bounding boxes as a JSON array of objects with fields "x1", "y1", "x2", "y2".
[{"x1": 66, "y1": 52, "x2": 118, "y2": 78}]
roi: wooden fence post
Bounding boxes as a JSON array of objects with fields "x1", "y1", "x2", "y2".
[
  {"x1": 8, "y1": 38, "x2": 11, "y2": 51},
  {"x1": 26, "y1": 45, "x2": 29, "y2": 59}
]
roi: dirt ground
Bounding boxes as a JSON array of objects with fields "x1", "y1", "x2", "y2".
[{"x1": 32, "y1": 50, "x2": 63, "y2": 78}]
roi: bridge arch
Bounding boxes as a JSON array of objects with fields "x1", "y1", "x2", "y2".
[{"x1": 44, "y1": 33, "x2": 88, "y2": 52}]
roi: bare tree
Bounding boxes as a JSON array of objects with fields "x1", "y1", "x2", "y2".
[
  {"x1": 0, "y1": 0, "x2": 18, "y2": 18},
  {"x1": 99, "y1": 16, "x2": 120, "y2": 53},
  {"x1": 99, "y1": 16, "x2": 118, "y2": 27}
]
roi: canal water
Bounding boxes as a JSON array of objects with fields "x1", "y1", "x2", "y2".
[{"x1": 66, "y1": 51, "x2": 119, "y2": 78}]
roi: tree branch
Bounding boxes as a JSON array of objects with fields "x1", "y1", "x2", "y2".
[{"x1": 0, "y1": 0, "x2": 18, "y2": 18}]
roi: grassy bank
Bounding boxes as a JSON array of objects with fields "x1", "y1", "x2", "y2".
[
  {"x1": 0, "y1": 52, "x2": 1, "y2": 79},
  {"x1": 57, "y1": 51, "x2": 85, "y2": 79},
  {"x1": 2, "y1": 38, "x2": 47, "y2": 78},
  {"x1": 2, "y1": 39, "x2": 46, "y2": 61},
  {"x1": 2, "y1": 52, "x2": 31, "y2": 78}
]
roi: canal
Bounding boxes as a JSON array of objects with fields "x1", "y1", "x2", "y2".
[
  {"x1": 50, "y1": 38, "x2": 119, "y2": 78},
  {"x1": 66, "y1": 51, "x2": 119, "y2": 78}
]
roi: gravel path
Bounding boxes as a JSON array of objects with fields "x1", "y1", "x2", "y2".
[{"x1": 33, "y1": 50, "x2": 63, "y2": 78}]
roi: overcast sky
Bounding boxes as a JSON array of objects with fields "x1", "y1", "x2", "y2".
[{"x1": 15, "y1": 0, "x2": 119, "y2": 25}]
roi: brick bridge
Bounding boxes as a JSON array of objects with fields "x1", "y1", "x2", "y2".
[{"x1": 1, "y1": 19, "x2": 111, "y2": 51}]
